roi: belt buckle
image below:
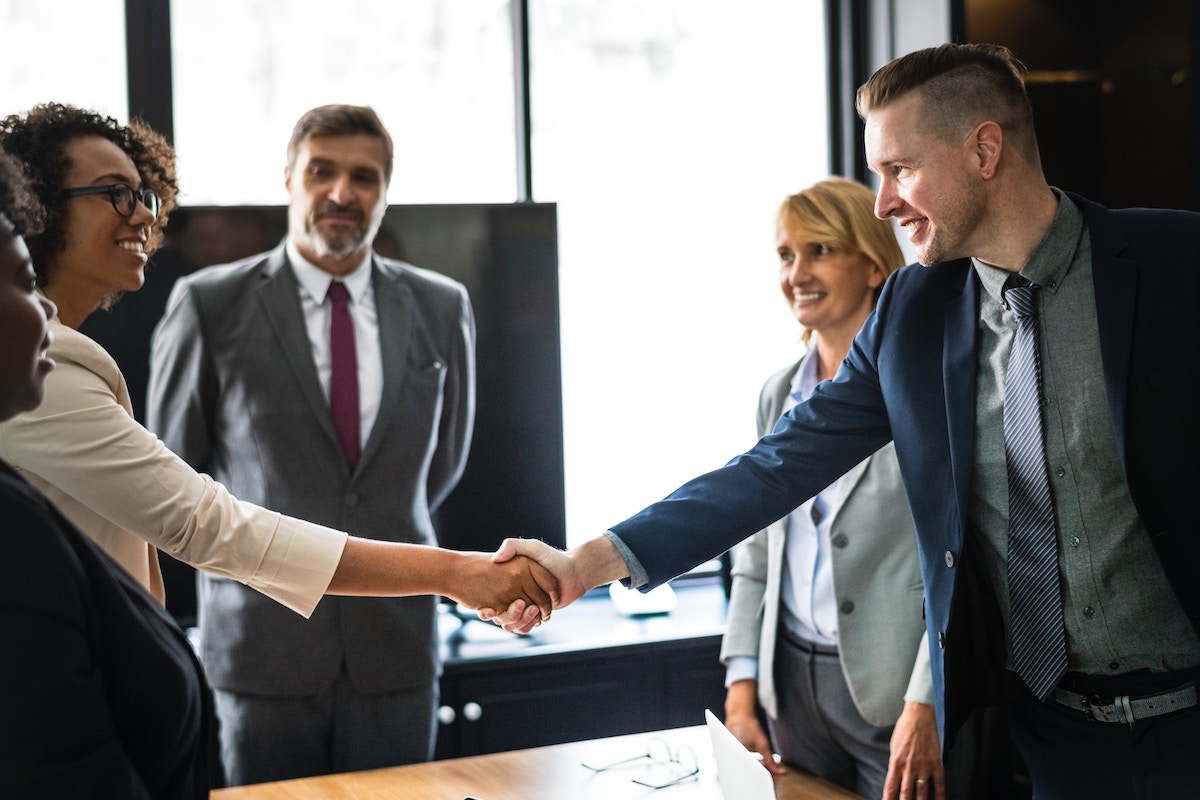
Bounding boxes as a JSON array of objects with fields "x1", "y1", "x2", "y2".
[{"x1": 1080, "y1": 694, "x2": 1113, "y2": 723}]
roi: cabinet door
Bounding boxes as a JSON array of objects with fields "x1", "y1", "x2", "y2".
[
  {"x1": 656, "y1": 645, "x2": 727, "y2": 730},
  {"x1": 448, "y1": 657, "x2": 658, "y2": 756}
]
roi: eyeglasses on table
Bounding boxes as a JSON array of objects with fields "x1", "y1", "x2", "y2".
[{"x1": 581, "y1": 736, "x2": 700, "y2": 790}]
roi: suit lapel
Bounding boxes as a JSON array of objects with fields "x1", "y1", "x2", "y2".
[
  {"x1": 943, "y1": 262, "x2": 980, "y2": 538},
  {"x1": 256, "y1": 245, "x2": 343, "y2": 453},
  {"x1": 1072, "y1": 194, "x2": 1135, "y2": 466},
  {"x1": 360, "y1": 257, "x2": 415, "y2": 466}
]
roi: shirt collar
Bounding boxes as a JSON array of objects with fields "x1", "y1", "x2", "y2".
[
  {"x1": 973, "y1": 186, "x2": 1085, "y2": 306},
  {"x1": 790, "y1": 336, "x2": 822, "y2": 402},
  {"x1": 285, "y1": 240, "x2": 373, "y2": 304}
]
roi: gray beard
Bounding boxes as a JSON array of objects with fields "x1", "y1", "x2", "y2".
[{"x1": 303, "y1": 222, "x2": 365, "y2": 261}]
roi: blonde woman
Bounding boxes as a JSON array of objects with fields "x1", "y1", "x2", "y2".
[{"x1": 720, "y1": 178, "x2": 955, "y2": 799}]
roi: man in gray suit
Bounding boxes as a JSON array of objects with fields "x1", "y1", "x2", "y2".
[{"x1": 147, "y1": 104, "x2": 475, "y2": 785}]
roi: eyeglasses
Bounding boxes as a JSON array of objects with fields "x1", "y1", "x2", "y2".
[
  {"x1": 581, "y1": 737, "x2": 699, "y2": 790},
  {"x1": 62, "y1": 183, "x2": 161, "y2": 218}
]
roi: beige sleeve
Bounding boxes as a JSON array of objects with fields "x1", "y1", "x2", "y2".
[{"x1": 0, "y1": 336, "x2": 346, "y2": 617}]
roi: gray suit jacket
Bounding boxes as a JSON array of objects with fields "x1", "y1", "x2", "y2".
[
  {"x1": 147, "y1": 242, "x2": 475, "y2": 695},
  {"x1": 720, "y1": 356, "x2": 931, "y2": 726}
]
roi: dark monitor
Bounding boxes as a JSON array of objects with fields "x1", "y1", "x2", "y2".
[{"x1": 81, "y1": 203, "x2": 565, "y2": 624}]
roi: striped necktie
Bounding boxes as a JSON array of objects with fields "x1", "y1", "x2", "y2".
[{"x1": 1003, "y1": 277, "x2": 1067, "y2": 700}]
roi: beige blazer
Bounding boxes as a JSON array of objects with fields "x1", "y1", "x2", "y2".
[
  {"x1": 720, "y1": 357, "x2": 931, "y2": 726},
  {"x1": 0, "y1": 319, "x2": 345, "y2": 617}
]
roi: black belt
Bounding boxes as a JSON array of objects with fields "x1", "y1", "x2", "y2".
[
  {"x1": 778, "y1": 627, "x2": 839, "y2": 656},
  {"x1": 1051, "y1": 682, "x2": 1197, "y2": 724}
]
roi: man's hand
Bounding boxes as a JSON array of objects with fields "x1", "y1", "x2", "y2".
[
  {"x1": 480, "y1": 536, "x2": 632, "y2": 632},
  {"x1": 883, "y1": 701, "x2": 945, "y2": 800},
  {"x1": 445, "y1": 552, "x2": 558, "y2": 630}
]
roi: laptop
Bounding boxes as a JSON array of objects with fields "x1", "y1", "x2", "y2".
[{"x1": 705, "y1": 709, "x2": 777, "y2": 799}]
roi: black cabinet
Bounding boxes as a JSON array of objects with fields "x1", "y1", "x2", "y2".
[{"x1": 435, "y1": 583, "x2": 729, "y2": 759}]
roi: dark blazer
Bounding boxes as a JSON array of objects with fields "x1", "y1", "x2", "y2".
[
  {"x1": 147, "y1": 242, "x2": 475, "y2": 695},
  {"x1": 609, "y1": 193, "x2": 1200, "y2": 748},
  {"x1": 0, "y1": 461, "x2": 212, "y2": 800}
]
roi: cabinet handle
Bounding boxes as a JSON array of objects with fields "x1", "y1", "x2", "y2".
[
  {"x1": 437, "y1": 705, "x2": 457, "y2": 724},
  {"x1": 462, "y1": 701, "x2": 483, "y2": 721}
]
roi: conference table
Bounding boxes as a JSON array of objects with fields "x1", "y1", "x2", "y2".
[{"x1": 210, "y1": 724, "x2": 865, "y2": 800}]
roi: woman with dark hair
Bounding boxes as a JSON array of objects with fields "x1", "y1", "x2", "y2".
[{"x1": 0, "y1": 146, "x2": 213, "y2": 798}]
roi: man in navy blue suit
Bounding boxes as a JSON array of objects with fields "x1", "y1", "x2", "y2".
[{"x1": 490, "y1": 43, "x2": 1200, "y2": 798}]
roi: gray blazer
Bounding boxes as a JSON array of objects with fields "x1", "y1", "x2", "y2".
[
  {"x1": 720, "y1": 356, "x2": 930, "y2": 726},
  {"x1": 147, "y1": 242, "x2": 475, "y2": 695}
]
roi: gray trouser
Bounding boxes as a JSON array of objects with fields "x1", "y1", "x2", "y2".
[
  {"x1": 769, "y1": 632, "x2": 892, "y2": 799},
  {"x1": 769, "y1": 631, "x2": 976, "y2": 799},
  {"x1": 213, "y1": 668, "x2": 437, "y2": 787}
]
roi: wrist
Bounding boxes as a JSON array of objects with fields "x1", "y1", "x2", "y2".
[{"x1": 570, "y1": 536, "x2": 630, "y2": 590}]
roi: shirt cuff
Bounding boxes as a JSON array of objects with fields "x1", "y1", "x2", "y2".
[
  {"x1": 725, "y1": 656, "x2": 759, "y2": 688},
  {"x1": 603, "y1": 530, "x2": 649, "y2": 589}
]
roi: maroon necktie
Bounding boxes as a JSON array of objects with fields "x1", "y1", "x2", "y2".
[{"x1": 327, "y1": 281, "x2": 360, "y2": 470}]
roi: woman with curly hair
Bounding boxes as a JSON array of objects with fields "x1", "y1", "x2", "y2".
[
  {"x1": 0, "y1": 145, "x2": 214, "y2": 798},
  {"x1": 0, "y1": 104, "x2": 551, "y2": 625}
]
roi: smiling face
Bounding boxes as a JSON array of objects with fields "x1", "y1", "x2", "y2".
[
  {"x1": 776, "y1": 218, "x2": 884, "y2": 343},
  {"x1": 286, "y1": 133, "x2": 388, "y2": 275},
  {"x1": 865, "y1": 93, "x2": 987, "y2": 266},
  {"x1": 46, "y1": 136, "x2": 155, "y2": 323},
  {"x1": 0, "y1": 220, "x2": 56, "y2": 421}
]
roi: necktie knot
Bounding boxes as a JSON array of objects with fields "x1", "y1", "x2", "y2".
[
  {"x1": 1003, "y1": 278, "x2": 1038, "y2": 319},
  {"x1": 328, "y1": 280, "x2": 350, "y2": 305}
]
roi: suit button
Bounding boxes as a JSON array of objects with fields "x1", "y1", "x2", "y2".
[
  {"x1": 831, "y1": 533, "x2": 849, "y2": 548},
  {"x1": 346, "y1": 492, "x2": 359, "y2": 506},
  {"x1": 938, "y1": 631, "x2": 946, "y2": 649},
  {"x1": 1083, "y1": 606, "x2": 1094, "y2": 618},
  {"x1": 840, "y1": 600, "x2": 855, "y2": 614},
  {"x1": 944, "y1": 551, "x2": 955, "y2": 568}
]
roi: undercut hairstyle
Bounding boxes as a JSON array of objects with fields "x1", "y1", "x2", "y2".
[
  {"x1": 779, "y1": 177, "x2": 907, "y2": 344},
  {"x1": 286, "y1": 104, "x2": 394, "y2": 185},
  {"x1": 0, "y1": 148, "x2": 45, "y2": 239},
  {"x1": 0, "y1": 103, "x2": 178, "y2": 285},
  {"x1": 855, "y1": 42, "x2": 1041, "y2": 166}
]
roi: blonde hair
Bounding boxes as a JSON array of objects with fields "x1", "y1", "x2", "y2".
[{"x1": 778, "y1": 177, "x2": 906, "y2": 344}]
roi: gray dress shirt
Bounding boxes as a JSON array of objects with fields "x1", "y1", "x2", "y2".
[{"x1": 968, "y1": 189, "x2": 1200, "y2": 675}]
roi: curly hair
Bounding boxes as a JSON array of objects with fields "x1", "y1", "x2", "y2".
[
  {"x1": 0, "y1": 103, "x2": 177, "y2": 285},
  {"x1": 0, "y1": 148, "x2": 45, "y2": 239}
]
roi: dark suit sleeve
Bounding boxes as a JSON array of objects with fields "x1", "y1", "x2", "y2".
[
  {"x1": 0, "y1": 489, "x2": 154, "y2": 800},
  {"x1": 147, "y1": 278, "x2": 216, "y2": 468},
  {"x1": 426, "y1": 285, "x2": 476, "y2": 511}
]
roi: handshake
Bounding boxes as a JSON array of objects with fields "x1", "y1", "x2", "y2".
[{"x1": 445, "y1": 536, "x2": 631, "y2": 635}]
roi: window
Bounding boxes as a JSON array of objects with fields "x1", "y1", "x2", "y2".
[
  {"x1": 17, "y1": 0, "x2": 833, "y2": 553},
  {"x1": 529, "y1": 0, "x2": 830, "y2": 544},
  {"x1": 170, "y1": 0, "x2": 516, "y2": 204},
  {"x1": 0, "y1": 0, "x2": 128, "y2": 120}
]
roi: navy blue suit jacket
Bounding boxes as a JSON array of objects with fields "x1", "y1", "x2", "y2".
[{"x1": 610, "y1": 193, "x2": 1200, "y2": 747}]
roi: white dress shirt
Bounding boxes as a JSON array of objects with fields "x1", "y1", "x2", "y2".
[{"x1": 287, "y1": 242, "x2": 383, "y2": 451}]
